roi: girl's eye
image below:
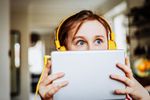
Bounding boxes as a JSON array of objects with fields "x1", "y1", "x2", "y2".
[
  {"x1": 95, "y1": 39, "x2": 103, "y2": 45},
  {"x1": 76, "y1": 40, "x2": 85, "y2": 46}
]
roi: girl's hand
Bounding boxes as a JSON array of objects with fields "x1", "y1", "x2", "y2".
[
  {"x1": 110, "y1": 57, "x2": 150, "y2": 100},
  {"x1": 38, "y1": 60, "x2": 69, "y2": 100}
]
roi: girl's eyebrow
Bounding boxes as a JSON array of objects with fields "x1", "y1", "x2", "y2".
[
  {"x1": 95, "y1": 35, "x2": 104, "y2": 38},
  {"x1": 72, "y1": 36, "x2": 86, "y2": 41}
]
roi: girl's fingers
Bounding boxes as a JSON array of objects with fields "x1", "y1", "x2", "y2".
[
  {"x1": 46, "y1": 81, "x2": 69, "y2": 97},
  {"x1": 126, "y1": 94, "x2": 132, "y2": 100},
  {"x1": 125, "y1": 57, "x2": 130, "y2": 68},
  {"x1": 110, "y1": 74, "x2": 133, "y2": 87},
  {"x1": 114, "y1": 87, "x2": 133, "y2": 95},
  {"x1": 43, "y1": 72, "x2": 65, "y2": 85},
  {"x1": 116, "y1": 63, "x2": 133, "y2": 78},
  {"x1": 41, "y1": 60, "x2": 51, "y2": 82}
]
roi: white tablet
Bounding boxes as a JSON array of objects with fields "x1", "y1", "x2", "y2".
[{"x1": 51, "y1": 50, "x2": 126, "y2": 100}]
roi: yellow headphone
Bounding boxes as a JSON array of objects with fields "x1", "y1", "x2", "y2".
[
  {"x1": 55, "y1": 20, "x2": 67, "y2": 51},
  {"x1": 55, "y1": 16, "x2": 117, "y2": 51}
]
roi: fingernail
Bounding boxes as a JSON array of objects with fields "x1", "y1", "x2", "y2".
[
  {"x1": 60, "y1": 81, "x2": 69, "y2": 87},
  {"x1": 116, "y1": 63, "x2": 121, "y2": 67},
  {"x1": 63, "y1": 81, "x2": 69, "y2": 85},
  {"x1": 110, "y1": 74, "x2": 115, "y2": 78},
  {"x1": 114, "y1": 90, "x2": 119, "y2": 94},
  {"x1": 114, "y1": 90, "x2": 117, "y2": 94},
  {"x1": 116, "y1": 63, "x2": 119, "y2": 66},
  {"x1": 58, "y1": 72, "x2": 65, "y2": 76}
]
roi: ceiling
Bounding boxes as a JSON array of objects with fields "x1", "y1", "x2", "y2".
[{"x1": 11, "y1": 0, "x2": 123, "y2": 34}]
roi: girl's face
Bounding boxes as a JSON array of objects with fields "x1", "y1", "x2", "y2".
[{"x1": 66, "y1": 20, "x2": 108, "y2": 50}]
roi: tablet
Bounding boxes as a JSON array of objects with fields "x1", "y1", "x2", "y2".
[{"x1": 51, "y1": 50, "x2": 125, "y2": 100}]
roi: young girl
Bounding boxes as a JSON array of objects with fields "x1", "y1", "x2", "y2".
[{"x1": 38, "y1": 10, "x2": 150, "y2": 100}]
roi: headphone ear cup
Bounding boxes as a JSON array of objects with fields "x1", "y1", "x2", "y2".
[
  {"x1": 55, "y1": 40, "x2": 66, "y2": 51},
  {"x1": 108, "y1": 40, "x2": 117, "y2": 50},
  {"x1": 59, "y1": 46, "x2": 66, "y2": 51}
]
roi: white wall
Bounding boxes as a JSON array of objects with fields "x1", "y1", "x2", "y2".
[
  {"x1": 11, "y1": 4, "x2": 30, "y2": 100},
  {"x1": 0, "y1": 0, "x2": 10, "y2": 100}
]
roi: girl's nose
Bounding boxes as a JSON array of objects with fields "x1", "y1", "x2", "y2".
[{"x1": 87, "y1": 43, "x2": 95, "y2": 50}]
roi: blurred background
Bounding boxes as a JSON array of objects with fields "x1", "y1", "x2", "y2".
[{"x1": 0, "y1": 0, "x2": 150, "y2": 100}]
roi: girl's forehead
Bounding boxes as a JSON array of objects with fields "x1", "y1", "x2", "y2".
[{"x1": 75, "y1": 20, "x2": 107, "y2": 36}]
